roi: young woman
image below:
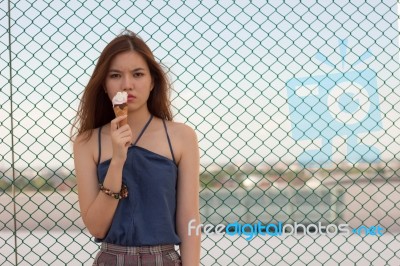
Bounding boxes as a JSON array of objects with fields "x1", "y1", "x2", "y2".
[{"x1": 72, "y1": 31, "x2": 201, "y2": 265}]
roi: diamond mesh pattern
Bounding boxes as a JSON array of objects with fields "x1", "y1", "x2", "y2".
[{"x1": 1, "y1": 1, "x2": 400, "y2": 265}]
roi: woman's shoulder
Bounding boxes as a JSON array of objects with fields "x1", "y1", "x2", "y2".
[
  {"x1": 165, "y1": 120, "x2": 197, "y2": 140},
  {"x1": 164, "y1": 120, "x2": 199, "y2": 165},
  {"x1": 73, "y1": 126, "x2": 104, "y2": 150},
  {"x1": 167, "y1": 121, "x2": 198, "y2": 151},
  {"x1": 73, "y1": 126, "x2": 107, "y2": 164}
]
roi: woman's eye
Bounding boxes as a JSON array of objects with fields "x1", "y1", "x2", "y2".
[
  {"x1": 133, "y1": 72, "x2": 144, "y2": 77},
  {"x1": 110, "y1": 73, "x2": 120, "y2": 78}
]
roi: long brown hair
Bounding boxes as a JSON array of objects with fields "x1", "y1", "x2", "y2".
[{"x1": 71, "y1": 30, "x2": 173, "y2": 141}]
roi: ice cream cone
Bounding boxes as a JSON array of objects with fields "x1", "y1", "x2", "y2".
[
  {"x1": 112, "y1": 92, "x2": 128, "y2": 127},
  {"x1": 113, "y1": 104, "x2": 128, "y2": 126}
]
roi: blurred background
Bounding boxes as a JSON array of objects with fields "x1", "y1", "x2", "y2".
[{"x1": 1, "y1": 0, "x2": 399, "y2": 265}]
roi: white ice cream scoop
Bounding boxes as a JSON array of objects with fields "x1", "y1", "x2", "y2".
[{"x1": 112, "y1": 91, "x2": 128, "y2": 106}]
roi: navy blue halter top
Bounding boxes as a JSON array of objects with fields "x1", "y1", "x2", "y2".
[{"x1": 96, "y1": 115, "x2": 181, "y2": 246}]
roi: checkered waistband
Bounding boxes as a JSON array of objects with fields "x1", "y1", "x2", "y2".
[{"x1": 100, "y1": 243, "x2": 175, "y2": 255}]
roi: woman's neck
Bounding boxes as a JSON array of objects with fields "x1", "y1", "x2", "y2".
[{"x1": 127, "y1": 108, "x2": 152, "y2": 133}]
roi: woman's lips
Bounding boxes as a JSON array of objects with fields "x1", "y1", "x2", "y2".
[{"x1": 127, "y1": 95, "x2": 136, "y2": 101}]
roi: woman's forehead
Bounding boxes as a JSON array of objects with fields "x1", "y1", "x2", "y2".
[{"x1": 109, "y1": 51, "x2": 148, "y2": 70}]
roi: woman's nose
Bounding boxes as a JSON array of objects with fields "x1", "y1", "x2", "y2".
[{"x1": 122, "y1": 76, "x2": 133, "y2": 91}]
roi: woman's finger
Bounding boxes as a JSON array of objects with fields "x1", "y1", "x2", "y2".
[
  {"x1": 117, "y1": 124, "x2": 131, "y2": 132},
  {"x1": 111, "y1": 115, "x2": 128, "y2": 131},
  {"x1": 114, "y1": 126, "x2": 132, "y2": 139}
]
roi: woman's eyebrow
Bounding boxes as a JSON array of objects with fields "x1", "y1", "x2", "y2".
[
  {"x1": 108, "y1": 68, "x2": 145, "y2": 72},
  {"x1": 131, "y1": 67, "x2": 145, "y2": 72}
]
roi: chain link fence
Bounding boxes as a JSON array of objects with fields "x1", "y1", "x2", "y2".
[{"x1": 1, "y1": 0, "x2": 400, "y2": 265}]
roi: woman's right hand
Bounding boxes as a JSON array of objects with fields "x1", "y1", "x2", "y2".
[{"x1": 110, "y1": 115, "x2": 132, "y2": 162}]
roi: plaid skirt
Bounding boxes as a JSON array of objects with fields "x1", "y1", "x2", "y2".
[{"x1": 93, "y1": 243, "x2": 182, "y2": 266}]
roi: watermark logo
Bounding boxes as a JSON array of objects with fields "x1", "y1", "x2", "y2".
[
  {"x1": 188, "y1": 220, "x2": 384, "y2": 241},
  {"x1": 352, "y1": 225, "x2": 384, "y2": 236},
  {"x1": 285, "y1": 39, "x2": 382, "y2": 166}
]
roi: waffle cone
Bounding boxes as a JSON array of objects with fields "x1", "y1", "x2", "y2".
[{"x1": 113, "y1": 105, "x2": 128, "y2": 126}]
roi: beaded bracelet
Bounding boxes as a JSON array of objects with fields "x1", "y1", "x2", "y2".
[{"x1": 99, "y1": 183, "x2": 128, "y2": 199}]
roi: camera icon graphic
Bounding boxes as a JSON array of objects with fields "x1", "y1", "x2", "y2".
[{"x1": 286, "y1": 40, "x2": 382, "y2": 166}]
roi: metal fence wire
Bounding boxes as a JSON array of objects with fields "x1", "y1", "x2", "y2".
[{"x1": 1, "y1": 1, "x2": 400, "y2": 265}]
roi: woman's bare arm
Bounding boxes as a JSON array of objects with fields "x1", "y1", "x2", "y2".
[
  {"x1": 73, "y1": 115, "x2": 131, "y2": 239},
  {"x1": 176, "y1": 124, "x2": 201, "y2": 265}
]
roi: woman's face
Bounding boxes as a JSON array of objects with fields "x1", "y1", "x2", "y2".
[{"x1": 105, "y1": 51, "x2": 153, "y2": 112}]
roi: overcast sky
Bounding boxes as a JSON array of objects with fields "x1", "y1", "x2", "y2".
[{"x1": 1, "y1": 0, "x2": 399, "y2": 176}]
